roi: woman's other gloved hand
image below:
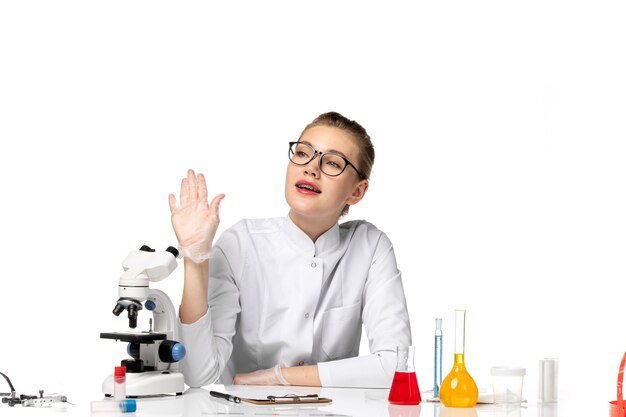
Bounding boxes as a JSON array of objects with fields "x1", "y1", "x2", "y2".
[
  {"x1": 169, "y1": 169, "x2": 225, "y2": 263},
  {"x1": 232, "y1": 364, "x2": 291, "y2": 386}
]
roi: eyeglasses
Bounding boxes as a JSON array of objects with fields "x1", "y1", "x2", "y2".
[{"x1": 288, "y1": 141, "x2": 365, "y2": 178}]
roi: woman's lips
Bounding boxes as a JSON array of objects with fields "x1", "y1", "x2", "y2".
[{"x1": 295, "y1": 180, "x2": 321, "y2": 194}]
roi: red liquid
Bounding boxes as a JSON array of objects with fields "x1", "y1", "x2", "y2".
[{"x1": 388, "y1": 371, "x2": 421, "y2": 405}]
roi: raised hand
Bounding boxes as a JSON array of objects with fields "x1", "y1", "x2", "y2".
[{"x1": 169, "y1": 169, "x2": 225, "y2": 263}]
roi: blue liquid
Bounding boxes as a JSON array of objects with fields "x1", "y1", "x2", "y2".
[{"x1": 434, "y1": 334, "x2": 442, "y2": 397}]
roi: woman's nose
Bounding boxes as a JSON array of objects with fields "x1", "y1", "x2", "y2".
[{"x1": 304, "y1": 154, "x2": 320, "y2": 177}]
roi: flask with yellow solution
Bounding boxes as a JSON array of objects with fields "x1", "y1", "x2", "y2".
[{"x1": 439, "y1": 309, "x2": 478, "y2": 407}]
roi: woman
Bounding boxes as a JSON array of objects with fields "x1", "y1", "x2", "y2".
[{"x1": 169, "y1": 112, "x2": 411, "y2": 388}]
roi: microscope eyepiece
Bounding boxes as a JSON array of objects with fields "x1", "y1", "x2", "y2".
[{"x1": 166, "y1": 246, "x2": 179, "y2": 258}]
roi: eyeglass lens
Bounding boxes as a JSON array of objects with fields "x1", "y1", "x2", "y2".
[{"x1": 289, "y1": 142, "x2": 347, "y2": 176}]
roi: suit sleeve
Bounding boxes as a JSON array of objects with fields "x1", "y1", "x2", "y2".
[
  {"x1": 178, "y1": 232, "x2": 241, "y2": 388},
  {"x1": 318, "y1": 231, "x2": 412, "y2": 388}
]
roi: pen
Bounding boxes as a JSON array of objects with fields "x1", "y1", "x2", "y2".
[{"x1": 209, "y1": 390, "x2": 241, "y2": 403}]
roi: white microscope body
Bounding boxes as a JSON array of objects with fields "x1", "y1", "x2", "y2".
[{"x1": 101, "y1": 245, "x2": 186, "y2": 397}]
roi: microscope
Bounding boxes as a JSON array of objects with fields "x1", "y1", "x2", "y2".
[{"x1": 100, "y1": 245, "x2": 186, "y2": 397}]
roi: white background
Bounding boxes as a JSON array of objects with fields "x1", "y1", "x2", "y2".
[{"x1": 1, "y1": 0, "x2": 624, "y2": 411}]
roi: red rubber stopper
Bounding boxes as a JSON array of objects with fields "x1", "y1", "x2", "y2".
[{"x1": 114, "y1": 366, "x2": 126, "y2": 377}]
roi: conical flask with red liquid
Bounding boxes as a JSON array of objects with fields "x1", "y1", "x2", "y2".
[{"x1": 388, "y1": 345, "x2": 422, "y2": 405}]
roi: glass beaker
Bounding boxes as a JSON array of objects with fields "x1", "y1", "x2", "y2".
[
  {"x1": 388, "y1": 345, "x2": 422, "y2": 405},
  {"x1": 439, "y1": 310, "x2": 478, "y2": 408}
]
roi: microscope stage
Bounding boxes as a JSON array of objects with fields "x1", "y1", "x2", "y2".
[{"x1": 100, "y1": 332, "x2": 167, "y2": 343}]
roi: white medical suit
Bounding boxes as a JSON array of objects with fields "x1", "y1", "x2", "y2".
[{"x1": 179, "y1": 216, "x2": 411, "y2": 388}]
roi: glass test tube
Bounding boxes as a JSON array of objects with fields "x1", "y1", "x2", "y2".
[
  {"x1": 434, "y1": 318, "x2": 443, "y2": 398},
  {"x1": 538, "y1": 358, "x2": 559, "y2": 403},
  {"x1": 114, "y1": 366, "x2": 126, "y2": 401}
]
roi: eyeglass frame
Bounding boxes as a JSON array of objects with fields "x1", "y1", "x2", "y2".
[{"x1": 288, "y1": 141, "x2": 366, "y2": 179}]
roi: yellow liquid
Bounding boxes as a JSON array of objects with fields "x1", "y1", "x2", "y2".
[{"x1": 439, "y1": 353, "x2": 478, "y2": 408}]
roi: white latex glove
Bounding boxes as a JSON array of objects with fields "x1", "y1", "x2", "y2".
[
  {"x1": 168, "y1": 169, "x2": 225, "y2": 263},
  {"x1": 233, "y1": 364, "x2": 290, "y2": 386}
]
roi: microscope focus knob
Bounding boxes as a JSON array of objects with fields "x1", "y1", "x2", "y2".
[
  {"x1": 127, "y1": 342, "x2": 141, "y2": 360},
  {"x1": 159, "y1": 340, "x2": 186, "y2": 363},
  {"x1": 121, "y1": 359, "x2": 144, "y2": 373}
]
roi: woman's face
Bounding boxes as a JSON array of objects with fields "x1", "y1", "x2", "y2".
[{"x1": 285, "y1": 125, "x2": 368, "y2": 228}]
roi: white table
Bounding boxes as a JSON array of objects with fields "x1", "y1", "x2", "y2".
[{"x1": 0, "y1": 383, "x2": 601, "y2": 416}]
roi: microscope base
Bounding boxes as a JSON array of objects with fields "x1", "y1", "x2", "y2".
[{"x1": 103, "y1": 371, "x2": 184, "y2": 397}]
